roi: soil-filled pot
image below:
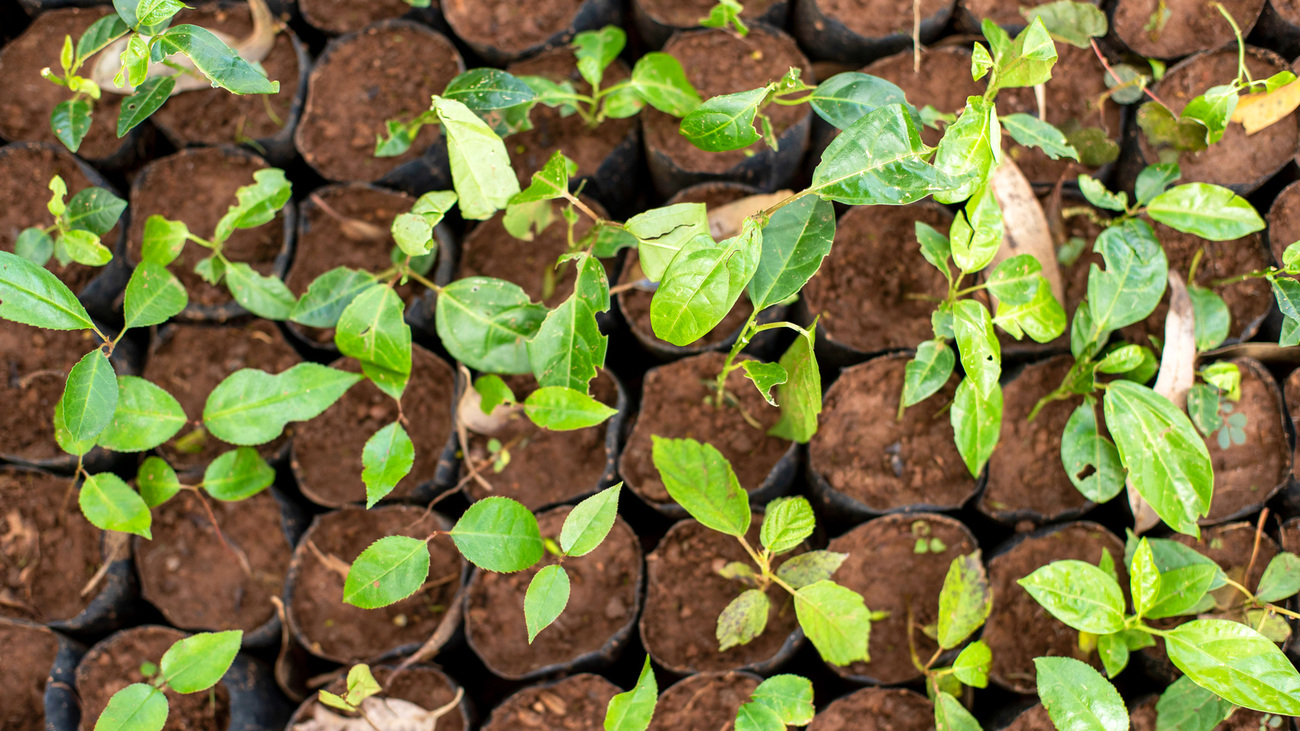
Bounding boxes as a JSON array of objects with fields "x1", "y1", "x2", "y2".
[
  {"x1": 792, "y1": 0, "x2": 955, "y2": 64},
  {"x1": 642, "y1": 27, "x2": 813, "y2": 198},
  {"x1": 983, "y1": 521, "x2": 1127, "y2": 694},
  {"x1": 286, "y1": 664, "x2": 470, "y2": 731},
  {"x1": 286, "y1": 506, "x2": 466, "y2": 664},
  {"x1": 0, "y1": 8, "x2": 140, "y2": 169},
  {"x1": 148, "y1": 3, "x2": 309, "y2": 167},
  {"x1": 809, "y1": 687, "x2": 934, "y2": 731},
  {"x1": 1286, "y1": 368, "x2": 1300, "y2": 484},
  {"x1": 980, "y1": 355, "x2": 1094, "y2": 526},
  {"x1": 1114, "y1": 0, "x2": 1265, "y2": 59},
  {"x1": 646, "y1": 671, "x2": 762, "y2": 730},
  {"x1": 1137, "y1": 47, "x2": 1296, "y2": 195},
  {"x1": 956, "y1": 0, "x2": 1098, "y2": 32},
  {"x1": 641, "y1": 516, "x2": 803, "y2": 675},
  {"x1": 1267, "y1": 178, "x2": 1300, "y2": 265},
  {"x1": 465, "y1": 507, "x2": 643, "y2": 680},
  {"x1": 620, "y1": 353, "x2": 797, "y2": 517},
  {"x1": 998, "y1": 703, "x2": 1054, "y2": 731},
  {"x1": 464, "y1": 370, "x2": 626, "y2": 510},
  {"x1": 76, "y1": 625, "x2": 291, "y2": 731},
  {"x1": 480, "y1": 673, "x2": 618, "y2": 730},
  {"x1": 1, "y1": 469, "x2": 137, "y2": 634},
  {"x1": 294, "y1": 21, "x2": 463, "y2": 190},
  {"x1": 632, "y1": 0, "x2": 789, "y2": 49},
  {"x1": 291, "y1": 347, "x2": 458, "y2": 507},
  {"x1": 824, "y1": 513, "x2": 978, "y2": 683},
  {"x1": 504, "y1": 48, "x2": 642, "y2": 215},
  {"x1": 132, "y1": 489, "x2": 298, "y2": 648},
  {"x1": 298, "y1": 0, "x2": 445, "y2": 35},
  {"x1": 0, "y1": 142, "x2": 130, "y2": 323},
  {"x1": 1255, "y1": 0, "x2": 1300, "y2": 60},
  {"x1": 142, "y1": 321, "x2": 301, "y2": 474},
  {"x1": 126, "y1": 146, "x2": 295, "y2": 323},
  {"x1": 441, "y1": 0, "x2": 620, "y2": 65},
  {"x1": 0, "y1": 618, "x2": 85, "y2": 731},
  {"x1": 808, "y1": 354, "x2": 981, "y2": 523}
]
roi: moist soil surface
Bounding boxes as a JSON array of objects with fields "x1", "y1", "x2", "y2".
[
  {"x1": 1115, "y1": 0, "x2": 1265, "y2": 58},
  {"x1": 289, "y1": 506, "x2": 463, "y2": 663},
  {"x1": 642, "y1": 519, "x2": 800, "y2": 673},
  {"x1": 0, "y1": 145, "x2": 121, "y2": 294},
  {"x1": 638, "y1": 0, "x2": 779, "y2": 25},
  {"x1": 126, "y1": 148, "x2": 285, "y2": 309},
  {"x1": 864, "y1": 47, "x2": 982, "y2": 148},
  {"x1": 504, "y1": 48, "x2": 636, "y2": 187},
  {"x1": 983, "y1": 522, "x2": 1127, "y2": 693},
  {"x1": 1, "y1": 622, "x2": 59, "y2": 730},
  {"x1": 481, "y1": 673, "x2": 618, "y2": 730},
  {"x1": 1139, "y1": 48, "x2": 1295, "y2": 188},
  {"x1": 442, "y1": 0, "x2": 586, "y2": 56},
  {"x1": 643, "y1": 28, "x2": 811, "y2": 174},
  {"x1": 621, "y1": 353, "x2": 790, "y2": 505},
  {"x1": 982, "y1": 356, "x2": 1090, "y2": 523},
  {"x1": 1198, "y1": 360, "x2": 1289, "y2": 522},
  {"x1": 77, "y1": 626, "x2": 232, "y2": 731},
  {"x1": 134, "y1": 490, "x2": 290, "y2": 634},
  {"x1": 1002, "y1": 704, "x2": 1054, "y2": 731},
  {"x1": 150, "y1": 4, "x2": 300, "y2": 146},
  {"x1": 295, "y1": 665, "x2": 466, "y2": 731},
  {"x1": 286, "y1": 184, "x2": 420, "y2": 346},
  {"x1": 812, "y1": 0, "x2": 951, "y2": 38},
  {"x1": 960, "y1": 0, "x2": 1093, "y2": 26},
  {"x1": 1287, "y1": 369, "x2": 1300, "y2": 482},
  {"x1": 646, "y1": 672, "x2": 760, "y2": 731},
  {"x1": 826, "y1": 514, "x2": 978, "y2": 683},
  {"x1": 810, "y1": 355, "x2": 977, "y2": 512},
  {"x1": 803, "y1": 202, "x2": 952, "y2": 353},
  {"x1": 466, "y1": 508, "x2": 640, "y2": 677},
  {"x1": 808, "y1": 687, "x2": 933, "y2": 731},
  {"x1": 295, "y1": 23, "x2": 462, "y2": 183},
  {"x1": 0, "y1": 322, "x2": 111, "y2": 463},
  {"x1": 143, "y1": 321, "x2": 301, "y2": 473},
  {"x1": 1, "y1": 471, "x2": 102, "y2": 623},
  {"x1": 464, "y1": 371, "x2": 617, "y2": 509},
  {"x1": 293, "y1": 348, "x2": 455, "y2": 506},
  {"x1": 1267, "y1": 179, "x2": 1300, "y2": 263},
  {"x1": 299, "y1": 0, "x2": 419, "y2": 34},
  {"x1": 0, "y1": 8, "x2": 127, "y2": 161}
]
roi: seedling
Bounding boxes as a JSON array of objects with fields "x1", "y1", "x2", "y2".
[
  {"x1": 701, "y1": 0, "x2": 748, "y2": 35},
  {"x1": 1188, "y1": 363, "x2": 1246, "y2": 449},
  {"x1": 1205, "y1": 240, "x2": 1300, "y2": 346},
  {"x1": 308, "y1": 664, "x2": 464, "y2": 731},
  {"x1": 908, "y1": 552, "x2": 995, "y2": 731},
  {"x1": 92, "y1": 631, "x2": 243, "y2": 731},
  {"x1": 15, "y1": 175, "x2": 126, "y2": 269}
]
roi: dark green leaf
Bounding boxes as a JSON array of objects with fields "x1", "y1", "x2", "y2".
[
  {"x1": 624, "y1": 203, "x2": 709, "y2": 281},
  {"x1": 117, "y1": 75, "x2": 176, "y2": 137},
  {"x1": 16, "y1": 228, "x2": 53, "y2": 267},
  {"x1": 203, "y1": 363, "x2": 362, "y2": 446},
  {"x1": 528, "y1": 254, "x2": 608, "y2": 391},
  {"x1": 902, "y1": 340, "x2": 956, "y2": 408},
  {"x1": 1256, "y1": 552, "x2": 1300, "y2": 603},
  {"x1": 0, "y1": 250, "x2": 96, "y2": 330},
  {"x1": 680, "y1": 87, "x2": 768, "y2": 152},
  {"x1": 336, "y1": 285, "x2": 411, "y2": 401},
  {"x1": 290, "y1": 268, "x2": 378, "y2": 328},
  {"x1": 1135, "y1": 163, "x2": 1180, "y2": 206},
  {"x1": 436, "y1": 277, "x2": 547, "y2": 374},
  {"x1": 809, "y1": 72, "x2": 914, "y2": 130},
  {"x1": 450, "y1": 496, "x2": 543, "y2": 572},
  {"x1": 1155, "y1": 676, "x2": 1233, "y2": 731},
  {"x1": 155, "y1": 25, "x2": 278, "y2": 94},
  {"x1": 66, "y1": 187, "x2": 127, "y2": 236},
  {"x1": 748, "y1": 195, "x2": 835, "y2": 311},
  {"x1": 1061, "y1": 400, "x2": 1125, "y2": 502},
  {"x1": 811, "y1": 104, "x2": 960, "y2": 206},
  {"x1": 442, "y1": 68, "x2": 537, "y2": 111},
  {"x1": 52, "y1": 98, "x2": 93, "y2": 153},
  {"x1": 203, "y1": 447, "x2": 273, "y2": 501},
  {"x1": 343, "y1": 535, "x2": 430, "y2": 608},
  {"x1": 137, "y1": 457, "x2": 181, "y2": 508},
  {"x1": 1002, "y1": 114, "x2": 1078, "y2": 160},
  {"x1": 916, "y1": 221, "x2": 952, "y2": 280}
]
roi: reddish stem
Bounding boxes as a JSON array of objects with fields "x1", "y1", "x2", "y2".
[{"x1": 1090, "y1": 38, "x2": 1175, "y2": 114}]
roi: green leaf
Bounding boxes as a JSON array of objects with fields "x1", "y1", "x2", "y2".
[
  {"x1": 1155, "y1": 676, "x2": 1234, "y2": 731},
  {"x1": 811, "y1": 104, "x2": 961, "y2": 206},
  {"x1": 915, "y1": 221, "x2": 952, "y2": 279},
  {"x1": 59, "y1": 229, "x2": 112, "y2": 266},
  {"x1": 511, "y1": 151, "x2": 575, "y2": 206},
  {"x1": 137, "y1": 457, "x2": 181, "y2": 508},
  {"x1": 748, "y1": 195, "x2": 835, "y2": 311},
  {"x1": 1256, "y1": 552, "x2": 1300, "y2": 603},
  {"x1": 1001, "y1": 114, "x2": 1078, "y2": 160},
  {"x1": 1147, "y1": 183, "x2": 1264, "y2": 241},
  {"x1": 1018, "y1": 560, "x2": 1127, "y2": 633},
  {"x1": 1274, "y1": 278, "x2": 1300, "y2": 321},
  {"x1": 740, "y1": 361, "x2": 787, "y2": 406},
  {"x1": 1164, "y1": 619, "x2": 1300, "y2": 715},
  {"x1": 202, "y1": 447, "x2": 273, "y2": 501},
  {"x1": 1147, "y1": 562, "x2": 1219, "y2": 619},
  {"x1": 768, "y1": 327, "x2": 821, "y2": 443},
  {"x1": 776, "y1": 550, "x2": 848, "y2": 589},
  {"x1": 952, "y1": 300, "x2": 1000, "y2": 396},
  {"x1": 987, "y1": 254, "x2": 1044, "y2": 306},
  {"x1": 650, "y1": 436, "x2": 750, "y2": 536},
  {"x1": 1131, "y1": 538, "x2": 1161, "y2": 618},
  {"x1": 950, "y1": 183, "x2": 1003, "y2": 273},
  {"x1": 528, "y1": 254, "x2": 608, "y2": 391},
  {"x1": 680, "y1": 87, "x2": 768, "y2": 152},
  {"x1": 432, "y1": 97, "x2": 520, "y2": 221},
  {"x1": 1182, "y1": 85, "x2": 1237, "y2": 146},
  {"x1": 951, "y1": 379, "x2": 1002, "y2": 478},
  {"x1": 66, "y1": 187, "x2": 127, "y2": 236},
  {"x1": 1061, "y1": 400, "x2": 1125, "y2": 503},
  {"x1": 938, "y1": 552, "x2": 992, "y2": 649},
  {"x1": 123, "y1": 262, "x2": 187, "y2": 331},
  {"x1": 140, "y1": 216, "x2": 187, "y2": 267},
  {"x1": 935, "y1": 690, "x2": 982, "y2": 731},
  {"x1": 391, "y1": 191, "x2": 456, "y2": 257},
  {"x1": 0, "y1": 250, "x2": 95, "y2": 330},
  {"x1": 435, "y1": 277, "x2": 547, "y2": 374},
  {"x1": 1034, "y1": 657, "x2": 1129, "y2": 731},
  {"x1": 650, "y1": 223, "x2": 761, "y2": 346},
  {"x1": 290, "y1": 268, "x2": 377, "y2": 328},
  {"x1": 1088, "y1": 219, "x2": 1168, "y2": 335},
  {"x1": 118, "y1": 75, "x2": 176, "y2": 138},
  {"x1": 560, "y1": 483, "x2": 621, "y2": 557},
  {"x1": 52, "y1": 98, "x2": 93, "y2": 153},
  {"x1": 794, "y1": 580, "x2": 871, "y2": 666},
  {"x1": 361, "y1": 422, "x2": 414, "y2": 508},
  {"x1": 473, "y1": 374, "x2": 516, "y2": 413},
  {"x1": 749, "y1": 674, "x2": 814, "y2": 726},
  {"x1": 96, "y1": 376, "x2": 186, "y2": 452},
  {"x1": 984, "y1": 17, "x2": 1058, "y2": 90},
  {"x1": 933, "y1": 96, "x2": 998, "y2": 204},
  {"x1": 630, "y1": 52, "x2": 700, "y2": 116},
  {"x1": 203, "y1": 363, "x2": 362, "y2": 446},
  {"x1": 1079, "y1": 175, "x2": 1128, "y2": 212},
  {"x1": 159, "y1": 630, "x2": 242, "y2": 693},
  {"x1": 572, "y1": 26, "x2": 624, "y2": 88},
  {"x1": 442, "y1": 68, "x2": 537, "y2": 111},
  {"x1": 93, "y1": 683, "x2": 167, "y2": 731},
  {"x1": 901, "y1": 340, "x2": 956, "y2": 408},
  {"x1": 450, "y1": 496, "x2": 543, "y2": 573},
  {"x1": 1022, "y1": 0, "x2": 1107, "y2": 47},
  {"x1": 809, "y1": 72, "x2": 913, "y2": 130},
  {"x1": 717, "y1": 589, "x2": 770, "y2": 652},
  {"x1": 1187, "y1": 286, "x2": 1229, "y2": 351},
  {"x1": 54, "y1": 397, "x2": 96, "y2": 457},
  {"x1": 625, "y1": 203, "x2": 709, "y2": 282},
  {"x1": 1097, "y1": 631, "x2": 1130, "y2": 677},
  {"x1": 604, "y1": 656, "x2": 657, "y2": 731},
  {"x1": 952, "y1": 640, "x2": 992, "y2": 688},
  {"x1": 135, "y1": 0, "x2": 184, "y2": 26},
  {"x1": 213, "y1": 169, "x2": 291, "y2": 244},
  {"x1": 77, "y1": 15, "x2": 131, "y2": 62},
  {"x1": 155, "y1": 25, "x2": 278, "y2": 94},
  {"x1": 16, "y1": 228, "x2": 53, "y2": 267},
  {"x1": 343, "y1": 535, "x2": 430, "y2": 608},
  {"x1": 1136, "y1": 163, "x2": 1181, "y2": 206},
  {"x1": 759, "y1": 496, "x2": 814, "y2": 554},
  {"x1": 80, "y1": 472, "x2": 151, "y2": 538},
  {"x1": 61, "y1": 349, "x2": 118, "y2": 444},
  {"x1": 336, "y1": 285, "x2": 411, "y2": 401},
  {"x1": 523, "y1": 386, "x2": 617, "y2": 430},
  {"x1": 223, "y1": 263, "x2": 296, "y2": 320},
  {"x1": 525, "y1": 564, "x2": 570, "y2": 643}
]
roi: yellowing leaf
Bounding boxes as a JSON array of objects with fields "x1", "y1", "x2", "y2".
[{"x1": 1231, "y1": 80, "x2": 1300, "y2": 135}]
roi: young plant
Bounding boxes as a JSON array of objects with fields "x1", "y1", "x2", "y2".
[
  {"x1": 700, "y1": 0, "x2": 749, "y2": 35},
  {"x1": 908, "y1": 553, "x2": 995, "y2": 731},
  {"x1": 1207, "y1": 240, "x2": 1300, "y2": 346},
  {"x1": 311, "y1": 664, "x2": 464, "y2": 730},
  {"x1": 16, "y1": 175, "x2": 126, "y2": 269},
  {"x1": 92, "y1": 631, "x2": 242, "y2": 731}
]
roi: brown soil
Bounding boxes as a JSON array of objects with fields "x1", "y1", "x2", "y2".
[
  {"x1": 466, "y1": 508, "x2": 640, "y2": 677},
  {"x1": 1130, "y1": 694, "x2": 1269, "y2": 731},
  {"x1": 297, "y1": 665, "x2": 466, "y2": 731},
  {"x1": 504, "y1": 48, "x2": 637, "y2": 187},
  {"x1": 457, "y1": 196, "x2": 606, "y2": 307},
  {"x1": 0, "y1": 8, "x2": 127, "y2": 161},
  {"x1": 295, "y1": 23, "x2": 462, "y2": 182},
  {"x1": 293, "y1": 349, "x2": 455, "y2": 507},
  {"x1": 809, "y1": 687, "x2": 933, "y2": 731},
  {"x1": 983, "y1": 522, "x2": 1127, "y2": 694},
  {"x1": 300, "y1": 0, "x2": 420, "y2": 34},
  {"x1": 620, "y1": 352, "x2": 791, "y2": 505},
  {"x1": 641, "y1": 518, "x2": 801, "y2": 673},
  {"x1": 646, "y1": 672, "x2": 760, "y2": 731},
  {"x1": 481, "y1": 673, "x2": 618, "y2": 730},
  {"x1": 983, "y1": 356, "x2": 1090, "y2": 522},
  {"x1": 0, "y1": 322, "x2": 108, "y2": 463},
  {"x1": 143, "y1": 321, "x2": 301, "y2": 474},
  {"x1": 961, "y1": 0, "x2": 1095, "y2": 25},
  {"x1": 150, "y1": 4, "x2": 299, "y2": 146},
  {"x1": 813, "y1": 0, "x2": 951, "y2": 38},
  {"x1": 77, "y1": 626, "x2": 232, "y2": 731},
  {"x1": 1200, "y1": 360, "x2": 1289, "y2": 522},
  {"x1": 1, "y1": 471, "x2": 102, "y2": 623},
  {"x1": 1267, "y1": 179, "x2": 1300, "y2": 263},
  {"x1": 827, "y1": 514, "x2": 978, "y2": 683},
  {"x1": 803, "y1": 203, "x2": 952, "y2": 353},
  {"x1": 643, "y1": 28, "x2": 812, "y2": 174},
  {"x1": 1139, "y1": 48, "x2": 1295, "y2": 188},
  {"x1": 1276, "y1": 0, "x2": 1300, "y2": 25},
  {"x1": 1115, "y1": 0, "x2": 1265, "y2": 58},
  {"x1": 1120, "y1": 223, "x2": 1271, "y2": 346},
  {"x1": 1002, "y1": 704, "x2": 1054, "y2": 731},
  {"x1": 638, "y1": 0, "x2": 779, "y2": 26},
  {"x1": 135, "y1": 490, "x2": 289, "y2": 633},
  {"x1": 464, "y1": 371, "x2": 617, "y2": 509},
  {"x1": 0, "y1": 622, "x2": 59, "y2": 731},
  {"x1": 289, "y1": 506, "x2": 463, "y2": 663},
  {"x1": 863, "y1": 46, "x2": 982, "y2": 148},
  {"x1": 810, "y1": 355, "x2": 977, "y2": 512},
  {"x1": 286, "y1": 184, "x2": 419, "y2": 346},
  {"x1": 1286, "y1": 369, "x2": 1300, "y2": 482},
  {"x1": 125, "y1": 148, "x2": 285, "y2": 309},
  {"x1": 0, "y1": 144, "x2": 120, "y2": 294}
]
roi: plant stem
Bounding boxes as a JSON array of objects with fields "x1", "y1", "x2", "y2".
[
  {"x1": 714, "y1": 310, "x2": 761, "y2": 408},
  {"x1": 408, "y1": 270, "x2": 441, "y2": 294},
  {"x1": 562, "y1": 190, "x2": 602, "y2": 224},
  {"x1": 1090, "y1": 38, "x2": 1175, "y2": 114}
]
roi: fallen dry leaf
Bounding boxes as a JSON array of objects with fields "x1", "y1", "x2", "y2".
[
  {"x1": 988, "y1": 157, "x2": 1065, "y2": 306},
  {"x1": 293, "y1": 692, "x2": 463, "y2": 731},
  {"x1": 707, "y1": 191, "x2": 793, "y2": 240},
  {"x1": 1231, "y1": 80, "x2": 1300, "y2": 135}
]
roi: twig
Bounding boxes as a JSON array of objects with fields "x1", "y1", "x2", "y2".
[
  {"x1": 1091, "y1": 38, "x2": 1174, "y2": 114},
  {"x1": 1244, "y1": 508, "x2": 1269, "y2": 591}
]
